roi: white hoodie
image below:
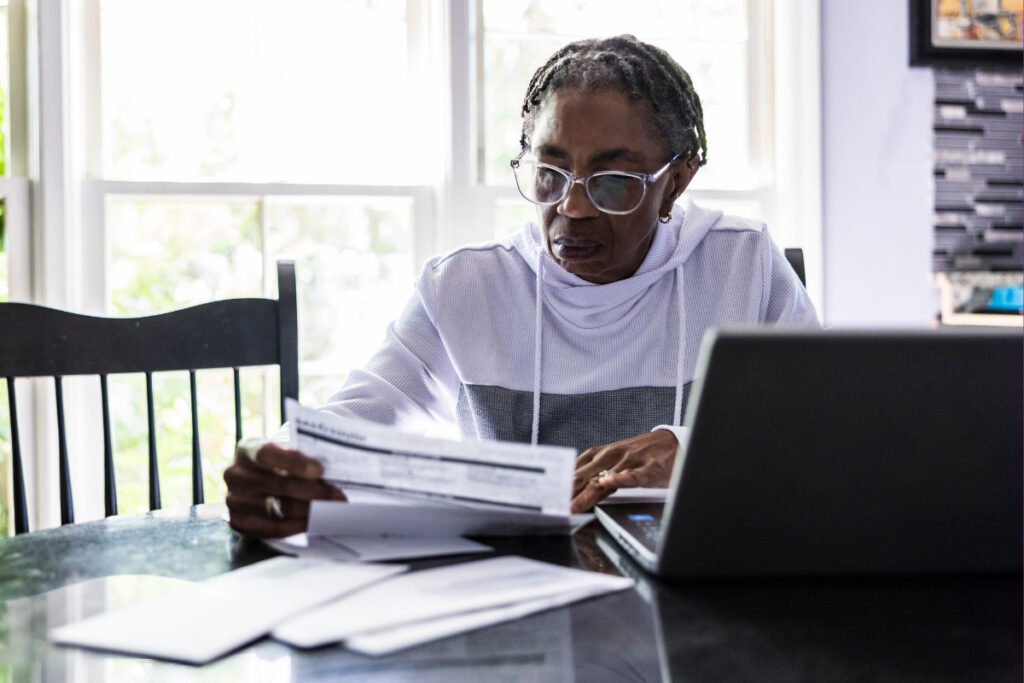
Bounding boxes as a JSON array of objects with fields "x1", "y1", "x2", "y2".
[{"x1": 318, "y1": 197, "x2": 819, "y2": 452}]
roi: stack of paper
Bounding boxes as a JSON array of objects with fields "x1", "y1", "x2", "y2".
[
  {"x1": 49, "y1": 555, "x2": 632, "y2": 663},
  {"x1": 265, "y1": 531, "x2": 493, "y2": 562},
  {"x1": 273, "y1": 555, "x2": 633, "y2": 656},
  {"x1": 281, "y1": 401, "x2": 593, "y2": 560}
]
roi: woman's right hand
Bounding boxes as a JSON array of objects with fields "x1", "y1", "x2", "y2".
[{"x1": 223, "y1": 439, "x2": 347, "y2": 539}]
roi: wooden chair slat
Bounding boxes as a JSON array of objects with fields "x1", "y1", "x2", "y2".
[
  {"x1": 277, "y1": 261, "x2": 299, "y2": 424},
  {"x1": 145, "y1": 372, "x2": 161, "y2": 511},
  {"x1": 7, "y1": 377, "x2": 28, "y2": 534},
  {"x1": 190, "y1": 370, "x2": 204, "y2": 505},
  {"x1": 100, "y1": 374, "x2": 117, "y2": 517},
  {"x1": 54, "y1": 377, "x2": 74, "y2": 526},
  {"x1": 233, "y1": 367, "x2": 242, "y2": 445}
]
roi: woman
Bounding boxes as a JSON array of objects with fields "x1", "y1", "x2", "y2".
[{"x1": 225, "y1": 35, "x2": 818, "y2": 538}]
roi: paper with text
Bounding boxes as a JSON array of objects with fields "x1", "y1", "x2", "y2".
[{"x1": 287, "y1": 400, "x2": 576, "y2": 515}]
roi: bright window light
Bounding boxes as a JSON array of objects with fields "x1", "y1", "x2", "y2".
[{"x1": 100, "y1": 0, "x2": 425, "y2": 183}]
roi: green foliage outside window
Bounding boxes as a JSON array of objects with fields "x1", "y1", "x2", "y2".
[{"x1": 108, "y1": 199, "x2": 265, "y2": 515}]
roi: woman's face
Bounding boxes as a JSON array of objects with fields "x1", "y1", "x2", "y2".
[{"x1": 528, "y1": 88, "x2": 697, "y2": 284}]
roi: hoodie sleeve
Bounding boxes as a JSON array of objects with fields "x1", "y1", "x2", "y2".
[
  {"x1": 759, "y1": 231, "x2": 820, "y2": 326},
  {"x1": 309, "y1": 275, "x2": 461, "y2": 435}
]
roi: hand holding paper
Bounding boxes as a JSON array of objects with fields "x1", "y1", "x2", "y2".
[
  {"x1": 287, "y1": 400, "x2": 577, "y2": 515},
  {"x1": 223, "y1": 437, "x2": 346, "y2": 539}
]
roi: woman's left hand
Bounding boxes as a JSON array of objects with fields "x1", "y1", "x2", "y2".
[{"x1": 570, "y1": 430, "x2": 678, "y2": 513}]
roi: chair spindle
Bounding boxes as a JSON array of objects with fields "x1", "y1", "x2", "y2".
[
  {"x1": 233, "y1": 367, "x2": 242, "y2": 445},
  {"x1": 7, "y1": 377, "x2": 28, "y2": 534},
  {"x1": 189, "y1": 370, "x2": 204, "y2": 505},
  {"x1": 99, "y1": 374, "x2": 118, "y2": 517},
  {"x1": 54, "y1": 377, "x2": 74, "y2": 525},
  {"x1": 145, "y1": 372, "x2": 161, "y2": 510}
]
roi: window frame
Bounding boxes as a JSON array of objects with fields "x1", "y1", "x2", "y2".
[{"x1": 5, "y1": 0, "x2": 821, "y2": 531}]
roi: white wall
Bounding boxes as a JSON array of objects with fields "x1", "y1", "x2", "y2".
[{"x1": 821, "y1": 0, "x2": 939, "y2": 326}]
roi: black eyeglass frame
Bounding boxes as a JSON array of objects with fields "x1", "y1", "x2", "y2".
[{"x1": 510, "y1": 150, "x2": 683, "y2": 215}]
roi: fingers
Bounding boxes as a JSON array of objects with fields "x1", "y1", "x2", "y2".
[
  {"x1": 224, "y1": 461, "x2": 344, "y2": 502},
  {"x1": 225, "y1": 490, "x2": 308, "y2": 520},
  {"x1": 570, "y1": 430, "x2": 679, "y2": 512},
  {"x1": 573, "y1": 448, "x2": 606, "y2": 495},
  {"x1": 571, "y1": 466, "x2": 647, "y2": 513},
  {"x1": 571, "y1": 479, "x2": 612, "y2": 513},
  {"x1": 235, "y1": 440, "x2": 325, "y2": 480},
  {"x1": 225, "y1": 438, "x2": 346, "y2": 539},
  {"x1": 573, "y1": 448, "x2": 635, "y2": 495},
  {"x1": 599, "y1": 469, "x2": 642, "y2": 490}
]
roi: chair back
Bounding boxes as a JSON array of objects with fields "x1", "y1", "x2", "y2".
[
  {"x1": 0, "y1": 261, "x2": 298, "y2": 533},
  {"x1": 784, "y1": 248, "x2": 806, "y2": 287}
]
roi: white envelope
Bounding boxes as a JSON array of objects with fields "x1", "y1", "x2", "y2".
[
  {"x1": 345, "y1": 584, "x2": 630, "y2": 656},
  {"x1": 273, "y1": 555, "x2": 633, "y2": 649},
  {"x1": 49, "y1": 557, "x2": 407, "y2": 664},
  {"x1": 265, "y1": 533, "x2": 492, "y2": 562},
  {"x1": 308, "y1": 500, "x2": 594, "y2": 537}
]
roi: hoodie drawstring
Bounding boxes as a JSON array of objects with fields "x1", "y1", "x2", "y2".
[
  {"x1": 672, "y1": 265, "x2": 686, "y2": 426},
  {"x1": 530, "y1": 254, "x2": 544, "y2": 446}
]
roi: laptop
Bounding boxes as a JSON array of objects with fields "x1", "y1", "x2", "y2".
[{"x1": 595, "y1": 328, "x2": 1023, "y2": 578}]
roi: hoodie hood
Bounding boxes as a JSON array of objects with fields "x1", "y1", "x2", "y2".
[
  {"x1": 513, "y1": 196, "x2": 723, "y2": 444},
  {"x1": 512, "y1": 196, "x2": 723, "y2": 329}
]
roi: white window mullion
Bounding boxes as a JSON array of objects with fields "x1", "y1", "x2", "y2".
[
  {"x1": 33, "y1": 0, "x2": 79, "y2": 310},
  {"x1": 773, "y1": 0, "x2": 823, "y2": 310},
  {"x1": 0, "y1": 177, "x2": 30, "y2": 299},
  {"x1": 440, "y1": 0, "x2": 486, "y2": 252},
  {"x1": 748, "y1": 0, "x2": 776, "y2": 190},
  {"x1": 74, "y1": 0, "x2": 104, "y2": 316}
]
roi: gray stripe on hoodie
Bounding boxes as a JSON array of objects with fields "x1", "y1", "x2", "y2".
[{"x1": 457, "y1": 383, "x2": 693, "y2": 452}]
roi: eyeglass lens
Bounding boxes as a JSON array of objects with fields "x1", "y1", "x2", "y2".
[{"x1": 515, "y1": 161, "x2": 646, "y2": 213}]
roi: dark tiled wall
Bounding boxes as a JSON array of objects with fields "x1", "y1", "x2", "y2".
[{"x1": 932, "y1": 69, "x2": 1023, "y2": 271}]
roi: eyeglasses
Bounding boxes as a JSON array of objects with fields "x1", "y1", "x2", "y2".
[{"x1": 510, "y1": 151, "x2": 682, "y2": 215}]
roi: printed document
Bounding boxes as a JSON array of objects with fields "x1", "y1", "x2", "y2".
[{"x1": 287, "y1": 400, "x2": 576, "y2": 515}]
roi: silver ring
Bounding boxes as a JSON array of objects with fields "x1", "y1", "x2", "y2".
[
  {"x1": 597, "y1": 469, "x2": 615, "y2": 479},
  {"x1": 265, "y1": 495, "x2": 284, "y2": 519}
]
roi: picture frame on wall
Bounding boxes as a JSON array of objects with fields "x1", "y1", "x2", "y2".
[{"x1": 910, "y1": 0, "x2": 1024, "y2": 67}]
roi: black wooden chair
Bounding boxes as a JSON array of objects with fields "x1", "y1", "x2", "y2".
[
  {"x1": 784, "y1": 248, "x2": 806, "y2": 287},
  {"x1": 0, "y1": 260, "x2": 299, "y2": 534}
]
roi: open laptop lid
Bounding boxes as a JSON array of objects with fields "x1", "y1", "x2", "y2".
[{"x1": 652, "y1": 328, "x2": 1022, "y2": 578}]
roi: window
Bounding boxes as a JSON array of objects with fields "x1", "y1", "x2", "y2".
[
  {"x1": 479, "y1": 0, "x2": 765, "y2": 190},
  {"x1": 4, "y1": 0, "x2": 820, "y2": 532},
  {"x1": 1, "y1": 0, "x2": 11, "y2": 536}
]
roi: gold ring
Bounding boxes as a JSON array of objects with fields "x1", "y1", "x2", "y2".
[{"x1": 265, "y1": 495, "x2": 284, "y2": 519}]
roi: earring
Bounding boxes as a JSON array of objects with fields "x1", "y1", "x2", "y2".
[{"x1": 659, "y1": 213, "x2": 672, "y2": 224}]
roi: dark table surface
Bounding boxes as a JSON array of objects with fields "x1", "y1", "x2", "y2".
[{"x1": 0, "y1": 504, "x2": 1019, "y2": 682}]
